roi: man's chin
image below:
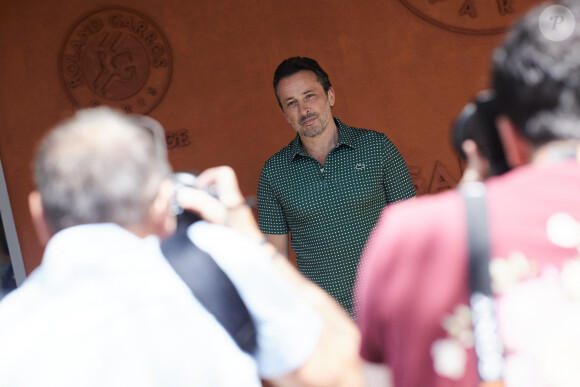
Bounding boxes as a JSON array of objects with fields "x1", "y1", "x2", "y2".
[{"x1": 300, "y1": 126, "x2": 323, "y2": 138}]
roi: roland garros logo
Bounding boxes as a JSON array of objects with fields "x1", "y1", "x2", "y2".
[
  {"x1": 397, "y1": 0, "x2": 539, "y2": 35},
  {"x1": 59, "y1": 7, "x2": 172, "y2": 114}
]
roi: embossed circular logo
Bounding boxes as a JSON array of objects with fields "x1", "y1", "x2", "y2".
[
  {"x1": 539, "y1": 5, "x2": 575, "y2": 42},
  {"x1": 59, "y1": 7, "x2": 172, "y2": 114},
  {"x1": 397, "y1": 0, "x2": 540, "y2": 35}
]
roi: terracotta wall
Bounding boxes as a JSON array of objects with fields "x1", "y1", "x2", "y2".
[{"x1": 0, "y1": 0, "x2": 541, "y2": 274}]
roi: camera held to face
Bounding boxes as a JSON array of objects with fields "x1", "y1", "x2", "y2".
[
  {"x1": 171, "y1": 172, "x2": 219, "y2": 226},
  {"x1": 452, "y1": 90, "x2": 510, "y2": 177}
]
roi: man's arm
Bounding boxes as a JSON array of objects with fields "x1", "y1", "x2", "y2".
[
  {"x1": 263, "y1": 233, "x2": 289, "y2": 258},
  {"x1": 382, "y1": 136, "x2": 416, "y2": 202},
  {"x1": 179, "y1": 166, "x2": 363, "y2": 387}
]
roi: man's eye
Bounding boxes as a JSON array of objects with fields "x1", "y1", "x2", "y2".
[{"x1": 287, "y1": 101, "x2": 296, "y2": 107}]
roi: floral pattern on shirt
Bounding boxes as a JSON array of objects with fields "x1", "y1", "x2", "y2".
[
  {"x1": 431, "y1": 212, "x2": 580, "y2": 385},
  {"x1": 431, "y1": 305, "x2": 474, "y2": 380}
]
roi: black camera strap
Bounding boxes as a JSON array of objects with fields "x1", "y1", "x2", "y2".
[
  {"x1": 460, "y1": 183, "x2": 504, "y2": 386},
  {"x1": 161, "y1": 226, "x2": 257, "y2": 354}
]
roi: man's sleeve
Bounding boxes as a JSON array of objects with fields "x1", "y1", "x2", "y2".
[
  {"x1": 188, "y1": 221, "x2": 322, "y2": 378},
  {"x1": 382, "y1": 137, "x2": 416, "y2": 203},
  {"x1": 257, "y1": 166, "x2": 289, "y2": 234}
]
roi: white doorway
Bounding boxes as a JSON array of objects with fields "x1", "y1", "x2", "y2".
[{"x1": 0, "y1": 157, "x2": 26, "y2": 299}]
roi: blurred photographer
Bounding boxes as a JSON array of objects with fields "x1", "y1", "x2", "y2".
[
  {"x1": 0, "y1": 107, "x2": 362, "y2": 387},
  {"x1": 451, "y1": 90, "x2": 510, "y2": 183},
  {"x1": 357, "y1": 1, "x2": 580, "y2": 386}
]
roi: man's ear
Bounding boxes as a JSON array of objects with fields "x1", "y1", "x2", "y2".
[
  {"x1": 28, "y1": 191, "x2": 52, "y2": 246},
  {"x1": 327, "y1": 86, "x2": 335, "y2": 107},
  {"x1": 496, "y1": 116, "x2": 532, "y2": 168},
  {"x1": 147, "y1": 179, "x2": 177, "y2": 240}
]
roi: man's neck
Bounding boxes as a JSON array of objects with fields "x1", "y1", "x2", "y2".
[
  {"x1": 532, "y1": 140, "x2": 580, "y2": 166},
  {"x1": 300, "y1": 120, "x2": 339, "y2": 165}
]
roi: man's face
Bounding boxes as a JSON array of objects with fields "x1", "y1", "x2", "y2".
[{"x1": 277, "y1": 70, "x2": 335, "y2": 138}]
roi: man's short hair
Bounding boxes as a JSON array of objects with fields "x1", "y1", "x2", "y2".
[
  {"x1": 492, "y1": 0, "x2": 580, "y2": 146},
  {"x1": 33, "y1": 107, "x2": 171, "y2": 233},
  {"x1": 273, "y1": 57, "x2": 332, "y2": 108}
]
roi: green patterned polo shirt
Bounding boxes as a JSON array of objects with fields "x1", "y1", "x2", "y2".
[{"x1": 257, "y1": 118, "x2": 416, "y2": 315}]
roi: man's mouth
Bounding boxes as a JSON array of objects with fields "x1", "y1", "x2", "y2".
[{"x1": 300, "y1": 114, "x2": 318, "y2": 125}]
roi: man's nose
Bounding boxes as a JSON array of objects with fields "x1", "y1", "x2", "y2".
[{"x1": 298, "y1": 101, "x2": 310, "y2": 116}]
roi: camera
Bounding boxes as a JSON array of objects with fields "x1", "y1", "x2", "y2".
[
  {"x1": 452, "y1": 90, "x2": 510, "y2": 177},
  {"x1": 171, "y1": 171, "x2": 219, "y2": 226}
]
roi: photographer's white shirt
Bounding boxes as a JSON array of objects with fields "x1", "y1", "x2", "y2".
[{"x1": 0, "y1": 222, "x2": 321, "y2": 386}]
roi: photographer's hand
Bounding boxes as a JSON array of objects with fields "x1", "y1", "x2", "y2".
[{"x1": 176, "y1": 166, "x2": 263, "y2": 243}]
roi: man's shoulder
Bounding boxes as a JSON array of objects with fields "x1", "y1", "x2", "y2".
[
  {"x1": 337, "y1": 119, "x2": 387, "y2": 139},
  {"x1": 378, "y1": 189, "x2": 464, "y2": 238},
  {"x1": 261, "y1": 140, "x2": 296, "y2": 173},
  {"x1": 336, "y1": 119, "x2": 393, "y2": 151},
  {"x1": 266, "y1": 144, "x2": 293, "y2": 161},
  {"x1": 362, "y1": 189, "x2": 469, "y2": 304},
  {"x1": 348, "y1": 125, "x2": 384, "y2": 136},
  {"x1": 352, "y1": 127, "x2": 388, "y2": 141}
]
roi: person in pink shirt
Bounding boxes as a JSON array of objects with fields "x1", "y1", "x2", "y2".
[{"x1": 357, "y1": 1, "x2": 580, "y2": 386}]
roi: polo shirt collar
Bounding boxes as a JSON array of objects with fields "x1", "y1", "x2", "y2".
[{"x1": 290, "y1": 117, "x2": 355, "y2": 160}]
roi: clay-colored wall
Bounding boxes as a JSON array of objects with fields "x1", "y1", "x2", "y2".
[{"x1": 0, "y1": 0, "x2": 541, "y2": 274}]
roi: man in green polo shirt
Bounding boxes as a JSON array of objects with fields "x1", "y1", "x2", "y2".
[{"x1": 257, "y1": 57, "x2": 416, "y2": 316}]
